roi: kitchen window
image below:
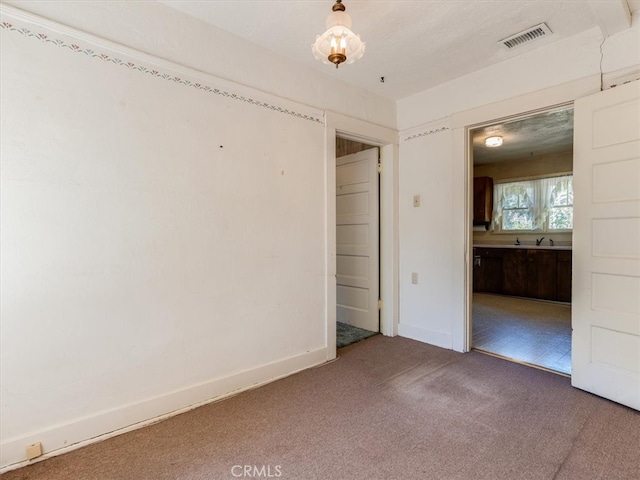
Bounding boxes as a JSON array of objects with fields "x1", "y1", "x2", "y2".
[
  {"x1": 493, "y1": 175, "x2": 573, "y2": 232},
  {"x1": 547, "y1": 176, "x2": 573, "y2": 230}
]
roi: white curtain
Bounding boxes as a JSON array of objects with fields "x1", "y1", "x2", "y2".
[
  {"x1": 492, "y1": 180, "x2": 537, "y2": 231},
  {"x1": 492, "y1": 175, "x2": 572, "y2": 231}
]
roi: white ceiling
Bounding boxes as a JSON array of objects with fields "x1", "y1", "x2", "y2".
[
  {"x1": 472, "y1": 107, "x2": 574, "y2": 165},
  {"x1": 158, "y1": 0, "x2": 639, "y2": 101}
]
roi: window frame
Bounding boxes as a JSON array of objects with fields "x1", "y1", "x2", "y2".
[{"x1": 545, "y1": 175, "x2": 574, "y2": 233}]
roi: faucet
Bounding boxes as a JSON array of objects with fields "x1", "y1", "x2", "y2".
[
  {"x1": 536, "y1": 237, "x2": 545, "y2": 246},
  {"x1": 549, "y1": 239, "x2": 554, "y2": 246},
  {"x1": 515, "y1": 238, "x2": 521, "y2": 246}
]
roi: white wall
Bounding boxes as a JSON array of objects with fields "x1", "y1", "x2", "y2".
[
  {"x1": 0, "y1": 5, "x2": 350, "y2": 470},
  {"x1": 396, "y1": 15, "x2": 639, "y2": 353},
  {"x1": 397, "y1": 122, "x2": 455, "y2": 349},
  {"x1": 2, "y1": 0, "x2": 397, "y2": 130}
]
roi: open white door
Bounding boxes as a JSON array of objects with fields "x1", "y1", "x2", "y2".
[
  {"x1": 572, "y1": 80, "x2": 640, "y2": 410},
  {"x1": 336, "y1": 148, "x2": 380, "y2": 332}
]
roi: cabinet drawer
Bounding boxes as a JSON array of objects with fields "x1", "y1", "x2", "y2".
[
  {"x1": 557, "y1": 250, "x2": 572, "y2": 262},
  {"x1": 475, "y1": 248, "x2": 502, "y2": 258}
]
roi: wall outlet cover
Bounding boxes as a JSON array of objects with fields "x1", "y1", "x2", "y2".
[{"x1": 26, "y1": 442, "x2": 43, "y2": 460}]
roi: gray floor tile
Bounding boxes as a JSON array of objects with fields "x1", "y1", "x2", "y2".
[{"x1": 473, "y1": 294, "x2": 572, "y2": 375}]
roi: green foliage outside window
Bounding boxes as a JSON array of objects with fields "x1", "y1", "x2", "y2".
[
  {"x1": 502, "y1": 184, "x2": 534, "y2": 230},
  {"x1": 548, "y1": 178, "x2": 573, "y2": 230},
  {"x1": 494, "y1": 175, "x2": 573, "y2": 232}
]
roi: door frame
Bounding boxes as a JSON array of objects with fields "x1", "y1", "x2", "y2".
[
  {"x1": 464, "y1": 104, "x2": 574, "y2": 355},
  {"x1": 325, "y1": 111, "x2": 399, "y2": 360},
  {"x1": 450, "y1": 75, "x2": 602, "y2": 352}
]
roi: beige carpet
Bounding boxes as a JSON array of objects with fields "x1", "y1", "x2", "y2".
[{"x1": 4, "y1": 336, "x2": 639, "y2": 480}]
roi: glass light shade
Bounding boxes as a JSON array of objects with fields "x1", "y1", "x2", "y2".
[
  {"x1": 485, "y1": 136, "x2": 503, "y2": 147},
  {"x1": 311, "y1": 8, "x2": 365, "y2": 67}
]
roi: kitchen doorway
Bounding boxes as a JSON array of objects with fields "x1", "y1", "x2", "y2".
[{"x1": 469, "y1": 106, "x2": 574, "y2": 375}]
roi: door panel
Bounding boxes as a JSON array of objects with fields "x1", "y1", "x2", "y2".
[
  {"x1": 336, "y1": 148, "x2": 379, "y2": 332},
  {"x1": 572, "y1": 80, "x2": 640, "y2": 410}
]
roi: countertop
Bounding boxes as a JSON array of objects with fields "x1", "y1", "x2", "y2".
[{"x1": 473, "y1": 244, "x2": 572, "y2": 251}]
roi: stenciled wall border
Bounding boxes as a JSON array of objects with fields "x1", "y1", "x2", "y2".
[
  {"x1": 403, "y1": 126, "x2": 450, "y2": 142},
  {"x1": 0, "y1": 10, "x2": 324, "y2": 125}
]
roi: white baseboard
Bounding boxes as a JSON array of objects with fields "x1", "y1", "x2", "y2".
[
  {"x1": 0, "y1": 347, "x2": 328, "y2": 473},
  {"x1": 398, "y1": 323, "x2": 452, "y2": 350}
]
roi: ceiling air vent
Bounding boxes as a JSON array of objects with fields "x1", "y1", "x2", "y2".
[{"x1": 498, "y1": 23, "x2": 553, "y2": 50}]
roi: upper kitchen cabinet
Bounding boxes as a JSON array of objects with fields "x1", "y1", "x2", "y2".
[{"x1": 473, "y1": 176, "x2": 493, "y2": 229}]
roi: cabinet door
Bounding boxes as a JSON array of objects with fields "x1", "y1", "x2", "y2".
[
  {"x1": 473, "y1": 248, "x2": 503, "y2": 294},
  {"x1": 473, "y1": 177, "x2": 493, "y2": 226},
  {"x1": 526, "y1": 250, "x2": 557, "y2": 300},
  {"x1": 556, "y1": 251, "x2": 572, "y2": 302},
  {"x1": 502, "y1": 249, "x2": 527, "y2": 297}
]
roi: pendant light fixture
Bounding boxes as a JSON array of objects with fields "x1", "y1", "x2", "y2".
[{"x1": 312, "y1": 0, "x2": 365, "y2": 69}]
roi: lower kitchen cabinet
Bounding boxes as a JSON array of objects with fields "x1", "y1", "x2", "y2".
[
  {"x1": 526, "y1": 249, "x2": 557, "y2": 301},
  {"x1": 502, "y1": 249, "x2": 527, "y2": 297},
  {"x1": 473, "y1": 247, "x2": 571, "y2": 302},
  {"x1": 473, "y1": 248, "x2": 503, "y2": 294},
  {"x1": 556, "y1": 251, "x2": 572, "y2": 302}
]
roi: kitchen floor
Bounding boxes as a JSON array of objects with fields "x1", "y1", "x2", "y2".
[{"x1": 472, "y1": 293, "x2": 572, "y2": 375}]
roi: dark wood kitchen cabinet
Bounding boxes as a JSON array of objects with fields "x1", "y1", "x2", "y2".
[
  {"x1": 502, "y1": 249, "x2": 527, "y2": 297},
  {"x1": 473, "y1": 177, "x2": 493, "y2": 229},
  {"x1": 526, "y1": 249, "x2": 557, "y2": 301},
  {"x1": 474, "y1": 247, "x2": 572, "y2": 302},
  {"x1": 556, "y1": 250, "x2": 572, "y2": 302},
  {"x1": 473, "y1": 248, "x2": 503, "y2": 294}
]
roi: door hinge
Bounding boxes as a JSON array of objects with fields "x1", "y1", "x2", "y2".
[
  {"x1": 377, "y1": 162, "x2": 382, "y2": 174},
  {"x1": 377, "y1": 299, "x2": 383, "y2": 310}
]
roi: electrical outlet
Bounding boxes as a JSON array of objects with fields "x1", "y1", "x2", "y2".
[
  {"x1": 411, "y1": 272, "x2": 419, "y2": 284},
  {"x1": 26, "y1": 442, "x2": 43, "y2": 460},
  {"x1": 413, "y1": 195, "x2": 420, "y2": 207}
]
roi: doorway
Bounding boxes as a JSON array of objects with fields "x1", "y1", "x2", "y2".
[
  {"x1": 469, "y1": 106, "x2": 574, "y2": 375},
  {"x1": 335, "y1": 137, "x2": 380, "y2": 348}
]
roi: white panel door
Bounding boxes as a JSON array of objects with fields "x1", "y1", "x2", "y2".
[
  {"x1": 573, "y1": 80, "x2": 640, "y2": 410},
  {"x1": 336, "y1": 148, "x2": 380, "y2": 332}
]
